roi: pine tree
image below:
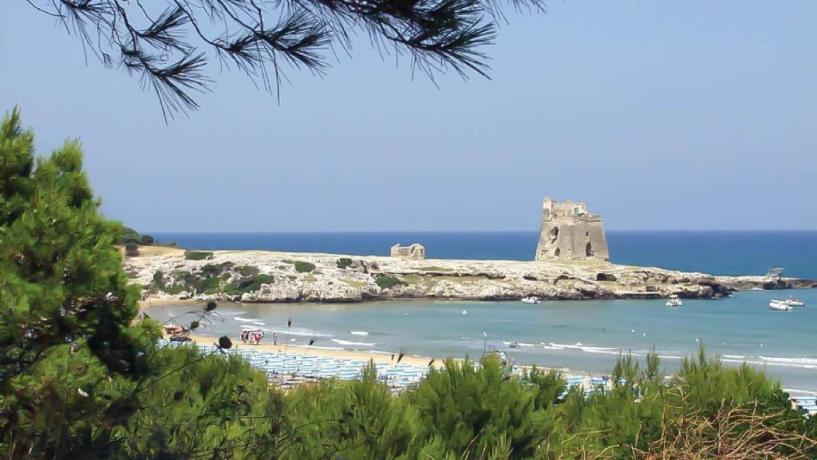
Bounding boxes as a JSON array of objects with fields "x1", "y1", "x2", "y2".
[{"x1": 0, "y1": 107, "x2": 157, "y2": 457}]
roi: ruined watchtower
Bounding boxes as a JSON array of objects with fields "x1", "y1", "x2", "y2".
[{"x1": 534, "y1": 198, "x2": 609, "y2": 261}]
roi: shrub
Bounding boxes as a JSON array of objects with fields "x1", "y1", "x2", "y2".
[
  {"x1": 119, "y1": 226, "x2": 141, "y2": 245},
  {"x1": 293, "y1": 261, "x2": 316, "y2": 273},
  {"x1": 238, "y1": 265, "x2": 260, "y2": 277},
  {"x1": 140, "y1": 234, "x2": 155, "y2": 245},
  {"x1": 152, "y1": 270, "x2": 164, "y2": 287},
  {"x1": 125, "y1": 242, "x2": 139, "y2": 257},
  {"x1": 184, "y1": 250, "x2": 213, "y2": 261},
  {"x1": 336, "y1": 257, "x2": 353, "y2": 269},
  {"x1": 375, "y1": 274, "x2": 405, "y2": 289},
  {"x1": 195, "y1": 276, "x2": 220, "y2": 294},
  {"x1": 225, "y1": 274, "x2": 274, "y2": 295}
]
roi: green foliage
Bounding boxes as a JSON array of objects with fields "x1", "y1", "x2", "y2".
[
  {"x1": 111, "y1": 345, "x2": 287, "y2": 458},
  {"x1": 375, "y1": 274, "x2": 406, "y2": 289},
  {"x1": 184, "y1": 250, "x2": 214, "y2": 260},
  {"x1": 237, "y1": 264, "x2": 260, "y2": 276},
  {"x1": 139, "y1": 234, "x2": 154, "y2": 245},
  {"x1": 293, "y1": 261, "x2": 316, "y2": 273},
  {"x1": 225, "y1": 273, "x2": 274, "y2": 295},
  {"x1": 336, "y1": 257, "x2": 353, "y2": 269},
  {"x1": 406, "y1": 356, "x2": 558, "y2": 458},
  {"x1": 119, "y1": 226, "x2": 141, "y2": 244},
  {"x1": 0, "y1": 108, "x2": 158, "y2": 456}
]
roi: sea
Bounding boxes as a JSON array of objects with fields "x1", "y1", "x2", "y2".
[{"x1": 148, "y1": 231, "x2": 817, "y2": 393}]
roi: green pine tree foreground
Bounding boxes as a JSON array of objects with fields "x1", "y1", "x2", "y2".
[{"x1": 2, "y1": 107, "x2": 817, "y2": 458}]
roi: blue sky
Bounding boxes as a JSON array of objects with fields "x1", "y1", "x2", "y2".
[{"x1": 2, "y1": 1, "x2": 815, "y2": 232}]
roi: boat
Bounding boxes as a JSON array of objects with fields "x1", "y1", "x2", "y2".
[
  {"x1": 666, "y1": 294, "x2": 683, "y2": 308},
  {"x1": 521, "y1": 296, "x2": 541, "y2": 304},
  {"x1": 784, "y1": 296, "x2": 805, "y2": 307},
  {"x1": 769, "y1": 300, "x2": 793, "y2": 311}
]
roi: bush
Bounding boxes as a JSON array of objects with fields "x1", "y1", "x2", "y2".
[
  {"x1": 140, "y1": 234, "x2": 155, "y2": 245},
  {"x1": 184, "y1": 250, "x2": 213, "y2": 261},
  {"x1": 375, "y1": 274, "x2": 405, "y2": 289},
  {"x1": 225, "y1": 274, "x2": 274, "y2": 295},
  {"x1": 293, "y1": 261, "x2": 316, "y2": 273},
  {"x1": 337, "y1": 257, "x2": 353, "y2": 269},
  {"x1": 125, "y1": 242, "x2": 139, "y2": 257},
  {"x1": 238, "y1": 265, "x2": 260, "y2": 277},
  {"x1": 152, "y1": 270, "x2": 164, "y2": 287}
]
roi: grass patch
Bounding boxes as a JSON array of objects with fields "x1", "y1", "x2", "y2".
[
  {"x1": 375, "y1": 274, "x2": 407, "y2": 289},
  {"x1": 184, "y1": 250, "x2": 214, "y2": 261},
  {"x1": 293, "y1": 261, "x2": 316, "y2": 273}
]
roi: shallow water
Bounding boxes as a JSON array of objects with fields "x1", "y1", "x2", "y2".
[{"x1": 148, "y1": 289, "x2": 817, "y2": 394}]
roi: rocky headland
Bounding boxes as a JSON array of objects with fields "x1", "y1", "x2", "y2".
[{"x1": 125, "y1": 247, "x2": 816, "y2": 304}]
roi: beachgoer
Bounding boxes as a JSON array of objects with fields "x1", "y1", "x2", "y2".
[{"x1": 273, "y1": 333, "x2": 278, "y2": 345}]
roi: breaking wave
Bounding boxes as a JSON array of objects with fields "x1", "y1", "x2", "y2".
[{"x1": 331, "y1": 339, "x2": 376, "y2": 347}]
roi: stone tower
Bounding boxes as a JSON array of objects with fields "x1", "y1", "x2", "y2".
[{"x1": 535, "y1": 198, "x2": 609, "y2": 261}]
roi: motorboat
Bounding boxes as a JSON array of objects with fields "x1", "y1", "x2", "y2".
[
  {"x1": 666, "y1": 294, "x2": 683, "y2": 308},
  {"x1": 784, "y1": 296, "x2": 805, "y2": 307},
  {"x1": 521, "y1": 296, "x2": 541, "y2": 304},
  {"x1": 769, "y1": 300, "x2": 793, "y2": 311}
]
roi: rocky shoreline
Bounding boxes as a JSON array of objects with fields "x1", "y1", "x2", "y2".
[{"x1": 124, "y1": 247, "x2": 816, "y2": 304}]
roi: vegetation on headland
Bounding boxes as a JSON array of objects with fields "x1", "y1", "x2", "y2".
[
  {"x1": 375, "y1": 274, "x2": 407, "y2": 289},
  {"x1": 3, "y1": 110, "x2": 817, "y2": 458},
  {"x1": 184, "y1": 250, "x2": 214, "y2": 260}
]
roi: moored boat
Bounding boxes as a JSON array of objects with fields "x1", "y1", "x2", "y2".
[
  {"x1": 769, "y1": 300, "x2": 793, "y2": 311},
  {"x1": 666, "y1": 294, "x2": 683, "y2": 308},
  {"x1": 521, "y1": 296, "x2": 541, "y2": 304},
  {"x1": 785, "y1": 296, "x2": 805, "y2": 307}
]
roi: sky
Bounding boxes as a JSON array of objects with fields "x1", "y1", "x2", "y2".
[{"x1": 1, "y1": 1, "x2": 816, "y2": 232}]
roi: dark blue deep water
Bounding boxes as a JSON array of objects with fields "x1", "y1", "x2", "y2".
[{"x1": 152, "y1": 231, "x2": 817, "y2": 279}]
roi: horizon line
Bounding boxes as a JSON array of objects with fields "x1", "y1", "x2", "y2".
[{"x1": 142, "y1": 228, "x2": 817, "y2": 234}]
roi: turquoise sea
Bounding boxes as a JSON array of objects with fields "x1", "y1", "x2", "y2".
[{"x1": 148, "y1": 231, "x2": 817, "y2": 393}]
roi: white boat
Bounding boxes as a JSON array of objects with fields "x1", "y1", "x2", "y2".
[
  {"x1": 784, "y1": 296, "x2": 805, "y2": 307},
  {"x1": 521, "y1": 296, "x2": 541, "y2": 304},
  {"x1": 769, "y1": 300, "x2": 793, "y2": 311},
  {"x1": 666, "y1": 294, "x2": 683, "y2": 308}
]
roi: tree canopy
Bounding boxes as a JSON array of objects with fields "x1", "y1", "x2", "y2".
[{"x1": 27, "y1": 0, "x2": 543, "y2": 118}]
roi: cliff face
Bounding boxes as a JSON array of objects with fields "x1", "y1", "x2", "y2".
[{"x1": 125, "y1": 248, "x2": 815, "y2": 303}]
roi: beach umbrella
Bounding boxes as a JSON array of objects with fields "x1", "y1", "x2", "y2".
[{"x1": 397, "y1": 350, "x2": 405, "y2": 364}]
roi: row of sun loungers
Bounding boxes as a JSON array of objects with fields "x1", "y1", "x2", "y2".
[
  {"x1": 156, "y1": 340, "x2": 664, "y2": 399},
  {"x1": 159, "y1": 340, "x2": 428, "y2": 392},
  {"x1": 792, "y1": 396, "x2": 817, "y2": 415}
]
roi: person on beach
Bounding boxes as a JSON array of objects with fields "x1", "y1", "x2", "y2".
[{"x1": 272, "y1": 333, "x2": 278, "y2": 345}]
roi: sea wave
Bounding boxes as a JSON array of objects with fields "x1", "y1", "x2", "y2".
[
  {"x1": 235, "y1": 316, "x2": 260, "y2": 323},
  {"x1": 260, "y1": 327, "x2": 332, "y2": 338},
  {"x1": 331, "y1": 339, "x2": 376, "y2": 347},
  {"x1": 542, "y1": 342, "x2": 621, "y2": 355},
  {"x1": 350, "y1": 331, "x2": 369, "y2": 336}
]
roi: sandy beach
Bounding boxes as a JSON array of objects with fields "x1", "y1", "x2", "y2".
[{"x1": 186, "y1": 333, "x2": 440, "y2": 368}]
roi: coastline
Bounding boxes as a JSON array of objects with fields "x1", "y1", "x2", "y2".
[
  {"x1": 185, "y1": 332, "x2": 439, "y2": 368},
  {"x1": 126, "y1": 247, "x2": 816, "y2": 304}
]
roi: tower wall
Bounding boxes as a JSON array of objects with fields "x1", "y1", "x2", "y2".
[{"x1": 535, "y1": 198, "x2": 609, "y2": 261}]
